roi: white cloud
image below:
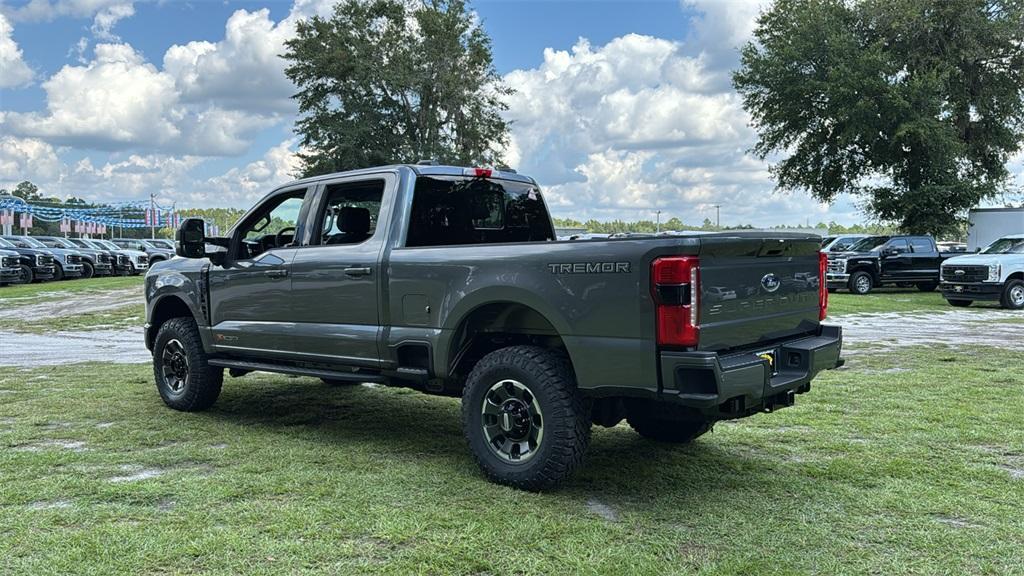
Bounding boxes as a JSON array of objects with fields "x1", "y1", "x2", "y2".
[
  {"x1": 202, "y1": 139, "x2": 302, "y2": 204},
  {"x1": 90, "y1": 1, "x2": 133, "y2": 40},
  {"x1": 2, "y1": 42, "x2": 277, "y2": 155},
  {"x1": 500, "y1": 3, "x2": 865, "y2": 227},
  {"x1": 0, "y1": 136, "x2": 61, "y2": 186},
  {"x1": 163, "y1": 8, "x2": 296, "y2": 113},
  {"x1": 1, "y1": 0, "x2": 135, "y2": 41},
  {"x1": 0, "y1": 14, "x2": 33, "y2": 88}
]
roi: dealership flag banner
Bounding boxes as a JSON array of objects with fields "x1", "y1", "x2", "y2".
[{"x1": 19, "y1": 213, "x2": 32, "y2": 229}]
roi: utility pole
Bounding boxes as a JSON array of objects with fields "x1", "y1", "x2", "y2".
[
  {"x1": 655, "y1": 210, "x2": 662, "y2": 233},
  {"x1": 713, "y1": 204, "x2": 721, "y2": 229},
  {"x1": 150, "y1": 193, "x2": 156, "y2": 240}
]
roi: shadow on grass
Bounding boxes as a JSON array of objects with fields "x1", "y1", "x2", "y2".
[{"x1": 201, "y1": 377, "x2": 792, "y2": 505}]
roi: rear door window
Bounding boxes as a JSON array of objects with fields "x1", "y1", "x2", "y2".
[
  {"x1": 406, "y1": 176, "x2": 554, "y2": 247},
  {"x1": 909, "y1": 238, "x2": 933, "y2": 253}
]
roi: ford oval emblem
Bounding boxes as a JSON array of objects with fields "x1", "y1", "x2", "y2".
[{"x1": 761, "y1": 273, "x2": 781, "y2": 292}]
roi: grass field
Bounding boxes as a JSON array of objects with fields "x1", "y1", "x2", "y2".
[
  {"x1": 2, "y1": 276, "x2": 1023, "y2": 574},
  {"x1": 2, "y1": 346, "x2": 1023, "y2": 575}
]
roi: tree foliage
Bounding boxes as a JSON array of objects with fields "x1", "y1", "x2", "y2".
[
  {"x1": 734, "y1": 0, "x2": 1024, "y2": 236},
  {"x1": 283, "y1": 0, "x2": 511, "y2": 177}
]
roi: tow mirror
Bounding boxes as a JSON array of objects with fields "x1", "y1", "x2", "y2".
[{"x1": 176, "y1": 218, "x2": 206, "y2": 258}]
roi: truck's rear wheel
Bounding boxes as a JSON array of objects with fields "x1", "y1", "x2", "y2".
[
  {"x1": 626, "y1": 401, "x2": 712, "y2": 444},
  {"x1": 462, "y1": 345, "x2": 590, "y2": 491},
  {"x1": 153, "y1": 317, "x2": 223, "y2": 412},
  {"x1": 848, "y1": 271, "x2": 873, "y2": 295},
  {"x1": 947, "y1": 299, "x2": 972, "y2": 308},
  {"x1": 1001, "y1": 279, "x2": 1024, "y2": 310}
]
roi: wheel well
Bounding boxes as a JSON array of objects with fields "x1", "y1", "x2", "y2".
[
  {"x1": 447, "y1": 302, "x2": 567, "y2": 381},
  {"x1": 1008, "y1": 271, "x2": 1024, "y2": 282},
  {"x1": 147, "y1": 296, "x2": 194, "y2": 349}
]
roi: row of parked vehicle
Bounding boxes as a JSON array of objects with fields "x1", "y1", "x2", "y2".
[
  {"x1": 822, "y1": 233, "x2": 1024, "y2": 310},
  {"x1": 0, "y1": 236, "x2": 175, "y2": 285}
]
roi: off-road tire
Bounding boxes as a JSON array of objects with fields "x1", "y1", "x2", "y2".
[
  {"x1": 15, "y1": 264, "x2": 33, "y2": 284},
  {"x1": 848, "y1": 271, "x2": 873, "y2": 295},
  {"x1": 1000, "y1": 279, "x2": 1024, "y2": 310},
  {"x1": 947, "y1": 299, "x2": 972, "y2": 308},
  {"x1": 81, "y1": 262, "x2": 95, "y2": 279},
  {"x1": 462, "y1": 345, "x2": 590, "y2": 491},
  {"x1": 626, "y1": 402, "x2": 712, "y2": 444},
  {"x1": 916, "y1": 282, "x2": 938, "y2": 292},
  {"x1": 53, "y1": 263, "x2": 65, "y2": 281},
  {"x1": 153, "y1": 317, "x2": 223, "y2": 411}
]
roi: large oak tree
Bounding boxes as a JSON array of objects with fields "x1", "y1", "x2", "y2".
[
  {"x1": 733, "y1": 0, "x2": 1024, "y2": 235},
  {"x1": 283, "y1": 0, "x2": 511, "y2": 177}
]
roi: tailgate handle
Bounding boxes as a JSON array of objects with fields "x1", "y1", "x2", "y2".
[{"x1": 344, "y1": 266, "x2": 372, "y2": 277}]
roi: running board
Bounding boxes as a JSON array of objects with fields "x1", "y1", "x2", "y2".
[{"x1": 208, "y1": 358, "x2": 387, "y2": 384}]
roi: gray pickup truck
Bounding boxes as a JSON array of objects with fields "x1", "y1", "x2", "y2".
[{"x1": 145, "y1": 164, "x2": 843, "y2": 490}]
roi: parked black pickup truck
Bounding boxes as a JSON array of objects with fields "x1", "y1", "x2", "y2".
[
  {"x1": 826, "y1": 235, "x2": 954, "y2": 294},
  {"x1": 145, "y1": 164, "x2": 843, "y2": 490},
  {"x1": 0, "y1": 236, "x2": 56, "y2": 283}
]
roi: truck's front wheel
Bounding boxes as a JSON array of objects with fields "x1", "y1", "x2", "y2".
[
  {"x1": 848, "y1": 271, "x2": 873, "y2": 295},
  {"x1": 462, "y1": 345, "x2": 590, "y2": 491},
  {"x1": 1001, "y1": 279, "x2": 1024, "y2": 310},
  {"x1": 153, "y1": 317, "x2": 223, "y2": 412}
]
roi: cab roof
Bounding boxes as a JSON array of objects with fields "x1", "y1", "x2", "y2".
[{"x1": 281, "y1": 164, "x2": 536, "y2": 189}]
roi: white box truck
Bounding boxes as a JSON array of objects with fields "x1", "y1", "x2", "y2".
[{"x1": 967, "y1": 208, "x2": 1024, "y2": 252}]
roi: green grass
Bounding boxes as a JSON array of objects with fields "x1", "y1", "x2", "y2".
[
  {"x1": 827, "y1": 288, "x2": 1005, "y2": 316},
  {"x1": 2, "y1": 346, "x2": 1022, "y2": 575},
  {"x1": 0, "y1": 275, "x2": 143, "y2": 303}
]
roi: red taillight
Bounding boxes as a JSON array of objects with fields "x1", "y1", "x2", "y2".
[
  {"x1": 652, "y1": 256, "x2": 699, "y2": 347},
  {"x1": 474, "y1": 167, "x2": 492, "y2": 178},
  {"x1": 818, "y1": 250, "x2": 828, "y2": 320}
]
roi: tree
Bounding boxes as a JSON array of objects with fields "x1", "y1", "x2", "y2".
[
  {"x1": 12, "y1": 181, "x2": 41, "y2": 202},
  {"x1": 283, "y1": 0, "x2": 512, "y2": 177},
  {"x1": 733, "y1": 0, "x2": 1024, "y2": 236}
]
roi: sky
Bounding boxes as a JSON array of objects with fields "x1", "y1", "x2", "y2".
[{"x1": 0, "y1": 0, "x2": 1020, "y2": 228}]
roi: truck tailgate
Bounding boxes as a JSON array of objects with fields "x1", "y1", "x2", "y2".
[{"x1": 697, "y1": 236, "x2": 822, "y2": 351}]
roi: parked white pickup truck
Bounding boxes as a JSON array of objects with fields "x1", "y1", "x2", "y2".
[{"x1": 940, "y1": 234, "x2": 1024, "y2": 310}]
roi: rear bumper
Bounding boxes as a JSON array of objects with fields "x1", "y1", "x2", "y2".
[
  {"x1": 941, "y1": 282, "x2": 1002, "y2": 301},
  {"x1": 658, "y1": 325, "x2": 843, "y2": 418}
]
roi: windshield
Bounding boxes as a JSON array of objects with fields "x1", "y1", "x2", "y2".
[
  {"x1": 15, "y1": 236, "x2": 47, "y2": 248},
  {"x1": 848, "y1": 236, "x2": 890, "y2": 252},
  {"x1": 94, "y1": 240, "x2": 119, "y2": 250},
  {"x1": 45, "y1": 237, "x2": 75, "y2": 248},
  {"x1": 0, "y1": 237, "x2": 13, "y2": 248},
  {"x1": 981, "y1": 237, "x2": 1024, "y2": 254},
  {"x1": 148, "y1": 239, "x2": 174, "y2": 249}
]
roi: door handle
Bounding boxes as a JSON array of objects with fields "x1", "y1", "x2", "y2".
[
  {"x1": 343, "y1": 266, "x2": 372, "y2": 277},
  {"x1": 264, "y1": 269, "x2": 288, "y2": 279}
]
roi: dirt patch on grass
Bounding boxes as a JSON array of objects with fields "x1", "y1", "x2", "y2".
[
  {"x1": 108, "y1": 465, "x2": 165, "y2": 483},
  {"x1": 14, "y1": 440, "x2": 87, "y2": 452},
  {"x1": 838, "y1": 309, "x2": 1023, "y2": 351},
  {"x1": 0, "y1": 327, "x2": 149, "y2": 367},
  {"x1": 27, "y1": 500, "x2": 73, "y2": 510},
  {"x1": 0, "y1": 288, "x2": 142, "y2": 320},
  {"x1": 585, "y1": 498, "x2": 620, "y2": 522}
]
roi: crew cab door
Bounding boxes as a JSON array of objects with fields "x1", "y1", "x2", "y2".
[
  {"x1": 880, "y1": 238, "x2": 912, "y2": 280},
  {"x1": 908, "y1": 237, "x2": 941, "y2": 281},
  {"x1": 208, "y1": 186, "x2": 310, "y2": 357},
  {"x1": 286, "y1": 173, "x2": 395, "y2": 367}
]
